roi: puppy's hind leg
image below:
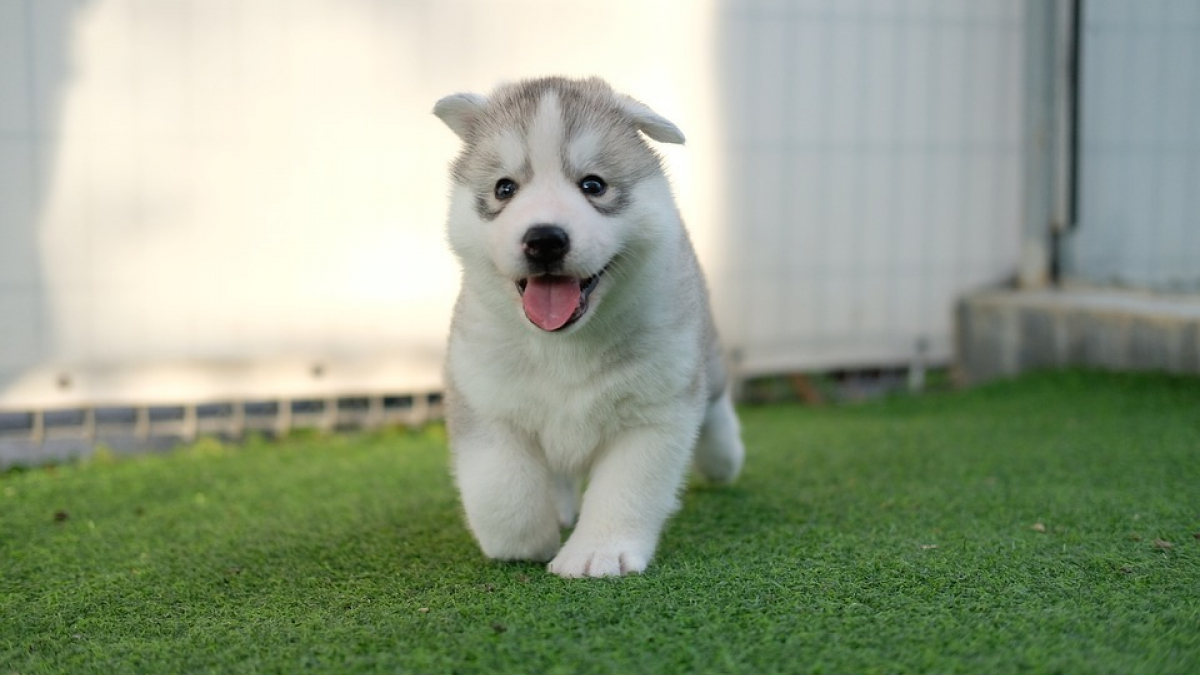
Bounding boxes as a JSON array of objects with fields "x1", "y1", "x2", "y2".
[
  {"x1": 693, "y1": 389, "x2": 744, "y2": 484},
  {"x1": 554, "y1": 473, "x2": 581, "y2": 528}
]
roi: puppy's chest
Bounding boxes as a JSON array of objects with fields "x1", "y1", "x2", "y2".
[
  {"x1": 473, "y1": 348, "x2": 666, "y2": 463},
  {"x1": 520, "y1": 388, "x2": 618, "y2": 468},
  {"x1": 507, "y1": 359, "x2": 638, "y2": 430}
]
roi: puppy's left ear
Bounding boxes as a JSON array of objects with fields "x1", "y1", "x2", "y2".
[
  {"x1": 619, "y1": 96, "x2": 686, "y2": 145},
  {"x1": 433, "y1": 92, "x2": 488, "y2": 141}
]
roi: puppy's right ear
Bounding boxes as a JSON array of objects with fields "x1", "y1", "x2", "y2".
[{"x1": 433, "y1": 93, "x2": 488, "y2": 141}]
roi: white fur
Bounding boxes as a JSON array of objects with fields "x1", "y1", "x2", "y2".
[{"x1": 436, "y1": 78, "x2": 743, "y2": 578}]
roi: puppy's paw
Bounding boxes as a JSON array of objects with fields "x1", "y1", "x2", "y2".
[
  {"x1": 547, "y1": 539, "x2": 649, "y2": 578},
  {"x1": 482, "y1": 537, "x2": 560, "y2": 564}
]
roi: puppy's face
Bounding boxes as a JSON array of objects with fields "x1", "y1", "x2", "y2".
[{"x1": 436, "y1": 78, "x2": 684, "y2": 333}]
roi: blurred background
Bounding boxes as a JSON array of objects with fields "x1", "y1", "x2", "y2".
[{"x1": 1, "y1": 0, "x2": 1198, "y2": 462}]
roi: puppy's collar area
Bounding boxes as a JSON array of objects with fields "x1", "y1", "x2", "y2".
[{"x1": 516, "y1": 269, "x2": 605, "y2": 332}]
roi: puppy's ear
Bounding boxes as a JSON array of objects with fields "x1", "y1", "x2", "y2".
[
  {"x1": 433, "y1": 92, "x2": 488, "y2": 141},
  {"x1": 619, "y1": 96, "x2": 686, "y2": 145}
]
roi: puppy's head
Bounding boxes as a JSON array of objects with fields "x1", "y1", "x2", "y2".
[{"x1": 435, "y1": 77, "x2": 684, "y2": 333}]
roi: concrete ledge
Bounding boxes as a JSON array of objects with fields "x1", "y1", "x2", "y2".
[{"x1": 957, "y1": 288, "x2": 1200, "y2": 384}]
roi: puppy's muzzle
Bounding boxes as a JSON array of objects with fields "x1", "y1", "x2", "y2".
[{"x1": 522, "y1": 224, "x2": 570, "y2": 269}]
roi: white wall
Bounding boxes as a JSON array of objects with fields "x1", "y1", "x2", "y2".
[
  {"x1": 0, "y1": 0, "x2": 1027, "y2": 408},
  {"x1": 0, "y1": 0, "x2": 721, "y2": 406}
]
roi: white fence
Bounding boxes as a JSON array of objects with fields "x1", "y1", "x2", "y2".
[{"x1": 1, "y1": 0, "x2": 1031, "y2": 456}]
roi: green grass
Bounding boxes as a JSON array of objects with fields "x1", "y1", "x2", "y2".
[{"x1": 2, "y1": 370, "x2": 1198, "y2": 674}]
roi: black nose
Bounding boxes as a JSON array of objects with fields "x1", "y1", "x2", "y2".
[{"x1": 522, "y1": 225, "x2": 570, "y2": 266}]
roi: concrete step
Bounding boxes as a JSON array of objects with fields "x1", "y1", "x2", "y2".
[{"x1": 956, "y1": 288, "x2": 1200, "y2": 384}]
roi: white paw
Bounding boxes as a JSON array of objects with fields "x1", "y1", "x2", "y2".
[
  {"x1": 547, "y1": 539, "x2": 649, "y2": 578},
  {"x1": 694, "y1": 439, "x2": 744, "y2": 485},
  {"x1": 478, "y1": 530, "x2": 560, "y2": 563}
]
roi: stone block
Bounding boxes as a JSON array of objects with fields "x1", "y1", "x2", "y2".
[{"x1": 957, "y1": 289, "x2": 1200, "y2": 384}]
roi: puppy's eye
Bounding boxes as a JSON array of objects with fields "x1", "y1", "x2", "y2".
[
  {"x1": 494, "y1": 178, "x2": 518, "y2": 200},
  {"x1": 579, "y1": 175, "x2": 607, "y2": 197}
]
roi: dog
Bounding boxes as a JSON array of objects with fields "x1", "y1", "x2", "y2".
[{"x1": 433, "y1": 76, "x2": 743, "y2": 578}]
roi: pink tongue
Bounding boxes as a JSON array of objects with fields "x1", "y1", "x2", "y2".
[{"x1": 522, "y1": 276, "x2": 582, "y2": 331}]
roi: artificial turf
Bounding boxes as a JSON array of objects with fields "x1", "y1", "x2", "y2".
[{"x1": 2, "y1": 370, "x2": 1198, "y2": 674}]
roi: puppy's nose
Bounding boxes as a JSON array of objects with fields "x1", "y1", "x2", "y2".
[{"x1": 522, "y1": 225, "x2": 570, "y2": 266}]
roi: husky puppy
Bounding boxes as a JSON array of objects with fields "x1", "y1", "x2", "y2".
[{"x1": 433, "y1": 77, "x2": 743, "y2": 578}]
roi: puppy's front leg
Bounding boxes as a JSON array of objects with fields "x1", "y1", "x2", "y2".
[
  {"x1": 548, "y1": 424, "x2": 695, "y2": 578},
  {"x1": 453, "y1": 422, "x2": 561, "y2": 562}
]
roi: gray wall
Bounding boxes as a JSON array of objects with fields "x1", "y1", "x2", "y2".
[
  {"x1": 716, "y1": 0, "x2": 1025, "y2": 374},
  {"x1": 1065, "y1": 1, "x2": 1200, "y2": 291}
]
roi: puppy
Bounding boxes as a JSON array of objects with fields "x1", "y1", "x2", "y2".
[{"x1": 434, "y1": 76, "x2": 743, "y2": 577}]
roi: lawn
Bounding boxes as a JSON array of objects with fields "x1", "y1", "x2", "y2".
[{"x1": 2, "y1": 370, "x2": 1198, "y2": 674}]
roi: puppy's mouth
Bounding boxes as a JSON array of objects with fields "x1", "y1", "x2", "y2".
[{"x1": 516, "y1": 269, "x2": 605, "y2": 332}]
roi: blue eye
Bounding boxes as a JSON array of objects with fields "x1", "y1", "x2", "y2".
[
  {"x1": 579, "y1": 176, "x2": 607, "y2": 197},
  {"x1": 494, "y1": 178, "x2": 518, "y2": 200}
]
